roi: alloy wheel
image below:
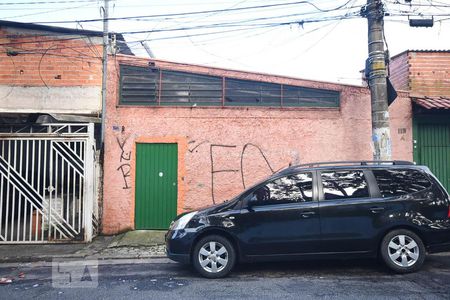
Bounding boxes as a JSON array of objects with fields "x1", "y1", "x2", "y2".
[
  {"x1": 387, "y1": 234, "x2": 420, "y2": 267},
  {"x1": 198, "y1": 241, "x2": 229, "y2": 273}
]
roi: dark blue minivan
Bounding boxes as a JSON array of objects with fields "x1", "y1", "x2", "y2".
[{"x1": 166, "y1": 161, "x2": 450, "y2": 278}]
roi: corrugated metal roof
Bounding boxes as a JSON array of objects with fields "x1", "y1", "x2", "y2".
[
  {"x1": 412, "y1": 96, "x2": 450, "y2": 110},
  {"x1": 408, "y1": 49, "x2": 450, "y2": 53},
  {"x1": 0, "y1": 20, "x2": 102, "y2": 37},
  {"x1": 0, "y1": 20, "x2": 134, "y2": 56},
  {"x1": 390, "y1": 49, "x2": 450, "y2": 60}
]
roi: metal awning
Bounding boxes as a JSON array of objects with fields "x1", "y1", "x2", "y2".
[{"x1": 412, "y1": 96, "x2": 450, "y2": 110}]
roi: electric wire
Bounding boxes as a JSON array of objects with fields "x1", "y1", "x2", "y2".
[{"x1": 32, "y1": 0, "x2": 360, "y2": 24}]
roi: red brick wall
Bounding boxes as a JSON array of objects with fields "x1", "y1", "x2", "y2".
[
  {"x1": 101, "y1": 55, "x2": 413, "y2": 234},
  {"x1": 390, "y1": 51, "x2": 450, "y2": 96},
  {"x1": 389, "y1": 51, "x2": 410, "y2": 91},
  {"x1": 408, "y1": 52, "x2": 450, "y2": 96},
  {"x1": 0, "y1": 27, "x2": 102, "y2": 87}
]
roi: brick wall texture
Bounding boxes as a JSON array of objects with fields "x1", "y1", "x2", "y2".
[
  {"x1": 0, "y1": 27, "x2": 102, "y2": 87},
  {"x1": 390, "y1": 51, "x2": 450, "y2": 96},
  {"x1": 389, "y1": 52, "x2": 409, "y2": 91}
]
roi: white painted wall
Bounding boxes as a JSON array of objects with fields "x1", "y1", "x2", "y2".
[{"x1": 0, "y1": 86, "x2": 101, "y2": 114}]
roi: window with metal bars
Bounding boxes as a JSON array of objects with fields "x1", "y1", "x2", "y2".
[
  {"x1": 119, "y1": 65, "x2": 158, "y2": 105},
  {"x1": 119, "y1": 65, "x2": 340, "y2": 108},
  {"x1": 160, "y1": 70, "x2": 223, "y2": 106}
]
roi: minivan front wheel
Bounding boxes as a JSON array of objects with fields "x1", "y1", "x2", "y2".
[
  {"x1": 380, "y1": 229, "x2": 426, "y2": 273},
  {"x1": 192, "y1": 235, "x2": 235, "y2": 278}
]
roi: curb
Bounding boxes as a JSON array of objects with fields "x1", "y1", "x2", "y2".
[
  {"x1": 0, "y1": 257, "x2": 174, "y2": 268},
  {"x1": 0, "y1": 254, "x2": 167, "y2": 264}
]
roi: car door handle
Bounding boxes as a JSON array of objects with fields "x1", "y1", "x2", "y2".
[
  {"x1": 369, "y1": 207, "x2": 385, "y2": 213},
  {"x1": 300, "y1": 211, "x2": 316, "y2": 218}
]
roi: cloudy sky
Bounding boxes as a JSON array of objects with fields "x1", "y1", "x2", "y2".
[{"x1": 1, "y1": 0, "x2": 449, "y2": 84}]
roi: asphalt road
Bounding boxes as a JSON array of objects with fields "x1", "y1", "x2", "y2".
[{"x1": 0, "y1": 253, "x2": 449, "y2": 300}]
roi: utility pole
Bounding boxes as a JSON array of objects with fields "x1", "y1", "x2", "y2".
[
  {"x1": 363, "y1": 0, "x2": 392, "y2": 160},
  {"x1": 100, "y1": 0, "x2": 109, "y2": 147},
  {"x1": 141, "y1": 41, "x2": 155, "y2": 58}
]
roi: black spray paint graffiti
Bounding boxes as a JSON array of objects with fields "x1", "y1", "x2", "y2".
[
  {"x1": 240, "y1": 143, "x2": 277, "y2": 189},
  {"x1": 188, "y1": 140, "x2": 210, "y2": 153},
  {"x1": 116, "y1": 137, "x2": 131, "y2": 189},
  {"x1": 194, "y1": 142, "x2": 284, "y2": 204},
  {"x1": 210, "y1": 144, "x2": 239, "y2": 204}
]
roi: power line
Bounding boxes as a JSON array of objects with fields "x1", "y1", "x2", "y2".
[
  {"x1": 0, "y1": 7, "x2": 360, "y2": 39},
  {"x1": 0, "y1": 7, "x2": 362, "y2": 42},
  {"x1": 3, "y1": 2, "x2": 98, "y2": 19},
  {"x1": 0, "y1": 14, "x2": 356, "y2": 48},
  {"x1": 195, "y1": 20, "x2": 341, "y2": 64},
  {"x1": 0, "y1": 36, "x2": 94, "y2": 46},
  {"x1": 0, "y1": 0, "x2": 98, "y2": 5},
  {"x1": 33, "y1": 0, "x2": 359, "y2": 24},
  {"x1": 0, "y1": 0, "x2": 98, "y2": 6},
  {"x1": 385, "y1": 0, "x2": 450, "y2": 8},
  {"x1": 117, "y1": 17, "x2": 356, "y2": 35},
  {"x1": 124, "y1": 15, "x2": 360, "y2": 43},
  {"x1": 0, "y1": 47, "x2": 101, "y2": 61}
]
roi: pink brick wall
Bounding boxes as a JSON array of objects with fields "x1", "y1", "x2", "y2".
[{"x1": 102, "y1": 55, "x2": 413, "y2": 234}]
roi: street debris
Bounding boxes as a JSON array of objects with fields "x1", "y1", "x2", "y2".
[{"x1": 0, "y1": 277, "x2": 13, "y2": 284}]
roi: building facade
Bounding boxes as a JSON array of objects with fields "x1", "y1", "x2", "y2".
[
  {"x1": 102, "y1": 54, "x2": 412, "y2": 234},
  {"x1": 0, "y1": 20, "x2": 132, "y2": 243},
  {"x1": 390, "y1": 50, "x2": 450, "y2": 193},
  {"x1": 0, "y1": 20, "x2": 104, "y2": 117}
]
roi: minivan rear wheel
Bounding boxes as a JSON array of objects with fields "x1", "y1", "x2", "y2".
[
  {"x1": 380, "y1": 229, "x2": 426, "y2": 273},
  {"x1": 192, "y1": 235, "x2": 236, "y2": 278}
]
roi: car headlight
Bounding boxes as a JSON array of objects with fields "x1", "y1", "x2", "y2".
[{"x1": 170, "y1": 211, "x2": 198, "y2": 230}]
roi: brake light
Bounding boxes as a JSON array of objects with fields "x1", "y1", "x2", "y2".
[{"x1": 448, "y1": 206, "x2": 450, "y2": 219}]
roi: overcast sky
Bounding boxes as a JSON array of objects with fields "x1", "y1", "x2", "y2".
[{"x1": 1, "y1": 0, "x2": 449, "y2": 85}]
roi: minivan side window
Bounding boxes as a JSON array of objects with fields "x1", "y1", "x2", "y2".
[
  {"x1": 372, "y1": 169, "x2": 432, "y2": 198},
  {"x1": 252, "y1": 173, "x2": 313, "y2": 205},
  {"x1": 321, "y1": 170, "x2": 370, "y2": 200}
]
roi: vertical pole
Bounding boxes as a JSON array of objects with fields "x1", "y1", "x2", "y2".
[
  {"x1": 84, "y1": 124, "x2": 95, "y2": 242},
  {"x1": 365, "y1": 0, "x2": 392, "y2": 160},
  {"x1": 98, "y1": 0, "x2": 109, "y2": 239},
  {"x1": 141, "y1": 41, "x2": 155, "y2": 58},
  {"x1": 100, "y1": 0, "x2": 109, "y2": 146}
]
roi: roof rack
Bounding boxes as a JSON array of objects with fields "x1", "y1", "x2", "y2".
[{"x1": 289, "y1": 160, "x2": 415, "y2": 169}]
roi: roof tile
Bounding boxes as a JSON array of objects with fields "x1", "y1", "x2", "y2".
[{"x1": 412, "y1": 96, "x2": 450, "y2": 109}]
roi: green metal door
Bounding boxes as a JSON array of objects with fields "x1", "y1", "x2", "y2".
[
  {"x1": 135, "y1": 143, "x2": 178, "y2": 229},
  {"x1": 416, "y1": 122, "x2": 450, "y2": 192}
]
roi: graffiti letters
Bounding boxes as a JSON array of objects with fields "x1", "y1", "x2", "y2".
[
  {"x1": 188, "y1": 140, "x2": 210, "y2": 153},
  {"x1": 240, "y1": 143, "x2": 277, "y2": 189},
  {"x1": 116, "y1": 137, "x2": 131, "y2": 189},
  {"x1": 210, "y1": 144, "x2": 239, "y2": 204},
  {"x1": 189, "y1": 141, "x2": 287, "y2": 204}
]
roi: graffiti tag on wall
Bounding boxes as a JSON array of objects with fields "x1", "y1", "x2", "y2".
[
  {"x1": 116, "y1": 137, "x2": 131, "y2": 189},
  {"x1": 189, "y1": 140, "x2": 288, "y2": 204}
]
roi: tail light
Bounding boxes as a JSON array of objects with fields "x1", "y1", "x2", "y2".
[{"x1": 448, "y1": 206, "x2": 450, "y2": 219}]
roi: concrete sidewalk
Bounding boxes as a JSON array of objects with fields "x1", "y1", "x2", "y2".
[{"x1": 0, "y1": 230, "x2": 167, "y2": 263}]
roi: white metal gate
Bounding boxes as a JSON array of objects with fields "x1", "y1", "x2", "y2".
[{"x1": 0, "y1": 123, "x2": 96, "y2": 243}]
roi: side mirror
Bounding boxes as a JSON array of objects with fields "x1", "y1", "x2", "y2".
[{"x1": 246, "y1": 193, "x2": 258, "y2": 210}]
